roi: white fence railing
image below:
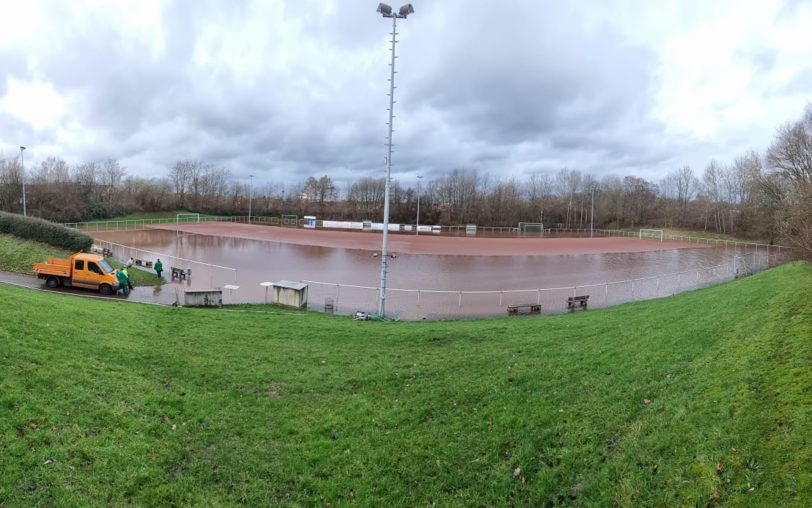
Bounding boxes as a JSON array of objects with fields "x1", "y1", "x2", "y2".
[
  {"x1": 303, "y1": 251, "x2": 778, "y2": 320},
  {"x1": 92, "y1": 239, "x2": 238, "y2": 289},
  {"x1": 87, "y1": 228, "x2": 782, "y2": 319}
]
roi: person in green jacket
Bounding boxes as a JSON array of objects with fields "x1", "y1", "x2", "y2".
[
  {"x1": 154, "y1": 259, "x2": 163, "y2": 279},
  {"x1": 121, "y1": 267, "x2": 134, "y2": 291},
  {"x1": 115, "y1": 269, "x2": 130, "y2": 295}
]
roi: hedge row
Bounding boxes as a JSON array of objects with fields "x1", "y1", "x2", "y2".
[{"x1": 0, "y1": 211, "x2": 93, "y2": 252}]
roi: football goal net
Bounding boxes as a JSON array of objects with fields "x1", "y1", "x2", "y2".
[
  {"x1": 518, "y1": 222, "x2": 544, "y2": 235},
  {"x1": 176, "y1": 213, "x2": 200, "y2": 224},
  {"x1": 639, "y1": 229, "x2": 664, "y2": 242},
  {"x1": 282, "y1": 214, "x2": 299, "y2": 227}
]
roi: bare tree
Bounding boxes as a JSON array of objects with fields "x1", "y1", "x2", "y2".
[
  {"x1": 766, "y1": 105, "x2": 812, "y2": 186},
  {"x1": 347, "y1": 177, "x2": 386, "y2": 216},
  {"x1": 169, "y1": 160, "x2": 194, "y2": 208},
  {"x1": 527, "y1": 172, "x2": 553, "y2": 223},
  {"x1": 301, "y1": 175, "x2": 338, "y2": 206},
  {"x1": 485, "y1": 179, "x2": 523, "y2": 226},
  {"x1": 434, "y1": 169, "x2": 483, "y2": 224},
  {"x1": 100, "y1": 159, "x2": 126, "y2": 204},
  {"x1": 0, "y1": 156, "x2": 23, "y2": 213}
]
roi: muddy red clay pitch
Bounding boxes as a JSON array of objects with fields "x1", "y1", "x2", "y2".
[{"x1": 151, "y1": 222, "x2": 707, "y2": 256}]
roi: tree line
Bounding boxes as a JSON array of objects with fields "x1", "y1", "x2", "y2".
[{"x1": 1, "y1": 105, "x2": 810, "y2": 256}]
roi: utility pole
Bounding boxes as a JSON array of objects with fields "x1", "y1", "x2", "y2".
[
  {"x1": 415, "y1": 175, "x2": 422, "y2": 235},
  {"x1": 248, "y1": 174, "x2": 254, "y2": 224},
  {"x1": 20, "y1": 146, "x2": 27, "y2": 216}
]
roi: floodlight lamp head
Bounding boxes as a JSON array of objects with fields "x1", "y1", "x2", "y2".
[
  {"x1": 399, "y1": 3, "x2": 414, "y2": 17},
  {"x1": 377, "y1": 3, "x2": 393, "y2": 16},
  {"x1": 20, "y1": 146, "x2": 26, "y2": 151}
]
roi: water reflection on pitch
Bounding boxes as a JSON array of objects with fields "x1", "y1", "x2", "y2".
[{"x1": 93, "y1": 229, "x2": 753, "y2": 319}]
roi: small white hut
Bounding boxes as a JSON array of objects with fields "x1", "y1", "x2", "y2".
[{"x1": 273, "y1": 281, "x2": 308, "y2": 308}]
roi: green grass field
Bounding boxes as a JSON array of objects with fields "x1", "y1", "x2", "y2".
[
  {"x1": 0, "y1": 234, "x2": 162, "y2": 288},
  {"x1": 1, "y1": 262, "x2": 811, "y2": 506},
  {"x1": 621, "y1": 227, "x2": 745, "y2": 242},
  {"x1": 104, "y1": 210, "x2": 224, "y2": 222}
]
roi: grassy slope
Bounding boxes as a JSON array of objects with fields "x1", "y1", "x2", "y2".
[
  {"x1": 103, "y1": 211, "x2": 224, "y2": 221},
  {"x1": 1, "y1": 263, "x2": 810, "y2": 506},
  {"x1": 0, "y1": 233, "x2": 72, "y2": 274},
  {"x1": 0, "y1": 233, "x2": 161, "y2": 287}
]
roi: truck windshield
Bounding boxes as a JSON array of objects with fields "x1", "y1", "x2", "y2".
[{"x1": 99, "y1": 259, "x2": 113, "y2": 274}]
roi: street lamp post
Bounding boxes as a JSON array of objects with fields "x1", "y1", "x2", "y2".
[
  {"x1": 376, "y1": 2, "x2": 414, "y2": 318},
  {"x1": 20, "y1": 146, "x2": 27, "y2": 217},
  {"x1": 248, "y1": 174, "x2": 254, "y2": 224},
  {"x1": 415, "y1": 175, "x2": 422, "y2": 235},
  {"x1": 590, "y1": 188, "x2": 594, "y2": 238}
]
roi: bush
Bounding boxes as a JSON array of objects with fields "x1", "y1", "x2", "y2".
[{"x1": 0, "y1": 211, "x2": 93, "y2": 252}]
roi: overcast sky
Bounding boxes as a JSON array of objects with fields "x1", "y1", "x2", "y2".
[{"x1": 1, "y1": 0, "x2": 811, "y2": 188}]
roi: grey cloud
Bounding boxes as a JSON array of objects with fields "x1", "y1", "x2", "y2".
[
  {"x1": 779, "y1": 67, "x2": 812, "y2": 95},
  {"x1": 2, "y1": 0, "x2": 804, "y2": 189}
]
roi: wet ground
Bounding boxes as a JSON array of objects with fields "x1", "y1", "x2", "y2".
[
  {"x1": 85, "y1": 224, "x2": 768, "y2": 319},
  {"x1": 0, "y1": 270, "x2": 179, "y2": 306}
]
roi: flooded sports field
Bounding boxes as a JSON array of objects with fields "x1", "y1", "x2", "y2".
[{"x1": 91, "y1": 223, "x2": 775, "y2": 319}]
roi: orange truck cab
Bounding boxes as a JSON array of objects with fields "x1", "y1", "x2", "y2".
[{"x1": 33, "y1": 252, "x2": 120, "y2": 295}]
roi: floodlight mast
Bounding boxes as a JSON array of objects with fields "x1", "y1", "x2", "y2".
[{"x1": 376, "y1": 3, "x2": 413, "y2": 318}]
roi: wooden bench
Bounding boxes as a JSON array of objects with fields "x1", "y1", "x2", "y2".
[
  {"x1": 507, "y1": 304, "x2": 541, "y2": 316},
  {"x1": 102, "y1": 248, "x2": 113, "y2": 257},
  {"x1": 170, "y1": 267, "x2": 187, "y2": 280},
  {"x1": 567, "y1": 295, "x2": 589, "y2": 312},
  {"x1": 134, "y1": 259, "x2": 153, "y2": 268}
]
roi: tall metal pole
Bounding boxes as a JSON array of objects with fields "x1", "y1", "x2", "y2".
[
  {"x1": 248, "y1": 174, "x2": 254, "y2": 224},
  {"x1": 590, "y1": 188, "x2": 594, "y2": 237},
  {"x1": 378, "y1": 14, "x2": 398, "y2": 317},
  {"x1": 20, "y1": 146, "x2": 27, "y2": 217},
  {"x1": 415, "y1": 175, "x2": 422, "y2": 235}
]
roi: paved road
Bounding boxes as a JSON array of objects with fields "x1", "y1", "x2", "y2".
[{"x1": 0, "y1": 270, "x2": 180, "y2": 306}]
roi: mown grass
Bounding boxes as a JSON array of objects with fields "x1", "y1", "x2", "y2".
[
  {"x1": 621, "y1": 227, "x2": 744, "y2": 242},
  {"x1": 104, "y1": 210, "x2": 224, "y2": 221},
  {"x1": 0, "y1": 234, "x2": 72, "y2": 274},
  {"x1": 0, "y1": 233, "x2": 161, "y2": 287},
  {"x1": 662, "y1": 228, "x2": 746, "y2": 242},
  {"x1": 1, "y1": 263, "x2": 811, "y2": 506},
  {"x1": 107, "y1": 258, "x2": 166, "y2": 288}
]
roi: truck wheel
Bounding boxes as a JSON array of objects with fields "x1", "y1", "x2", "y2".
[
  {"x1": 46, "y1": 276, "x2": 60, "y2": 288},
  {"x1": 99, "y1": 284, "x2": 112, "y2": 295}
]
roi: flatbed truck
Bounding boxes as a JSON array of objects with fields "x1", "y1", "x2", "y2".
[{"x1": 33, "y1": 252, "x2": 120, "y2": 295}]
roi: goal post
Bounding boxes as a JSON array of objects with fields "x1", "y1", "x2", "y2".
[
  {"x1": 518, "y1": 222, "x2": 544, "y2": 235},
  {"x1": 639, "y1": 229, "x2": 664, "y2": 242},
  {"x1": 176, "y1": 213, "x2": 200, "y2": 224}
]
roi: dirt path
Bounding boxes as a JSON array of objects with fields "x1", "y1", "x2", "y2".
[{"x1": 0, "y1": 270, "x2": 179, "y2": 305}]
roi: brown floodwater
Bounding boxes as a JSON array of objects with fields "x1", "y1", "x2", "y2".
[{"x1": 91, "y1": 226, "x2": 771, "y2": 319}]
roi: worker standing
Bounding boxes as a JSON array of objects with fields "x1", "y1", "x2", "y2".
[
  {"x1": 116, "y1": 269, "x2": 130, "y2": 295},
  {"x1": 121, "y1": 267, "x2": 134, "y2": 291},
  {"x1": 155, "y1": 258, "x2": 163, "y2": 279}
]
